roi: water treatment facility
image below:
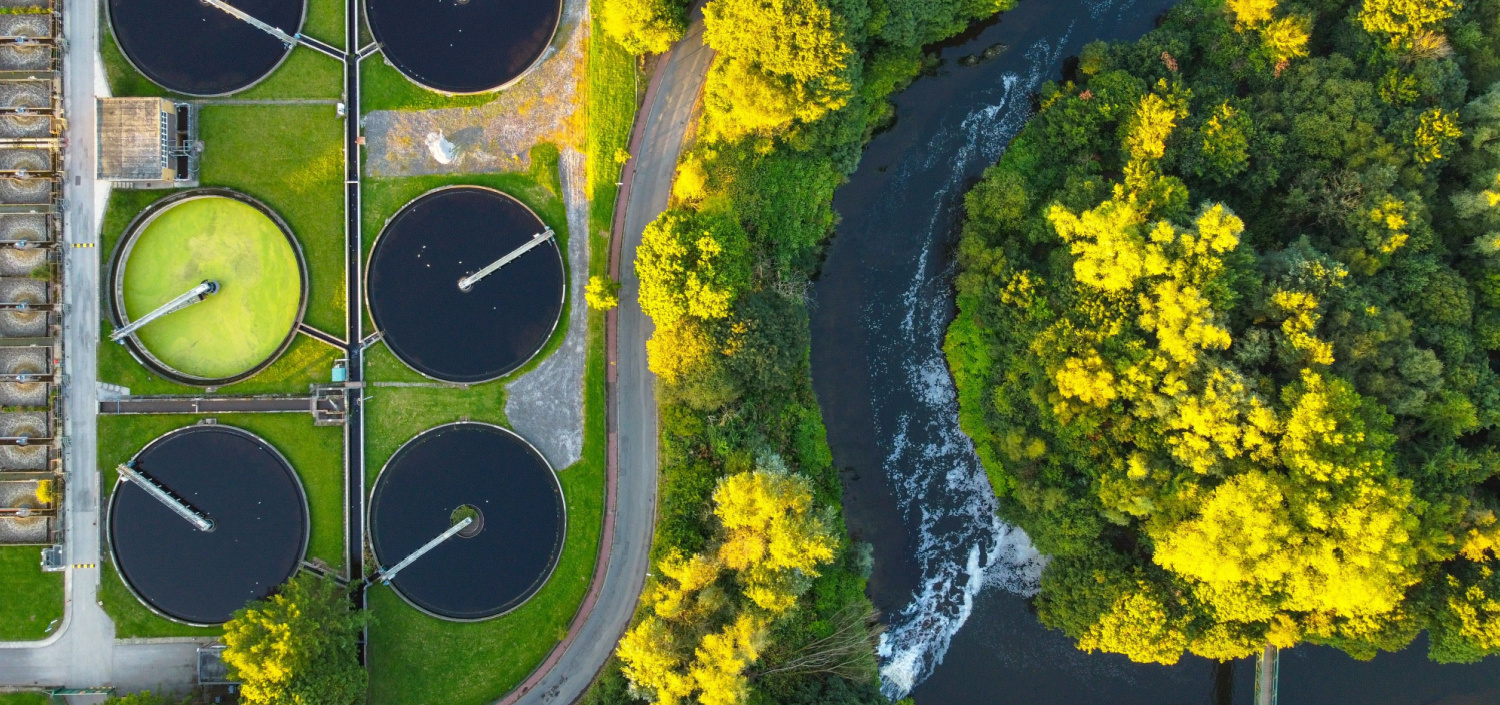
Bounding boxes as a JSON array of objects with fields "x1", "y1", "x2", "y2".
[{"x1": 0, "y1": 0, "x2": 633, "y2": 696}]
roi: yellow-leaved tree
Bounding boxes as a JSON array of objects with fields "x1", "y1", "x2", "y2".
[
  {"x1": 701, "y1": 0, "x2": 856, "y2": 137},
  {"x1": 617, "y1": 468, "x2": 839, "y2": 705},
  {"x1": 221, "y1": 574, "x2": 365, "y2": 705}
]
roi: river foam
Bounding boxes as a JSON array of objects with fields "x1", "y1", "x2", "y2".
[{"x1": 869, "y1": 33, "x2": 1072, "y2": 700}]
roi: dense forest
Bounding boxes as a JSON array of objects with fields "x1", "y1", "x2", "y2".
[
  {"x1": 948, "y1": 0, "x2": 1500, "y2": 665},
  {"x1": 586, "y1": 0, "x2": 1015, "y2": 702}
]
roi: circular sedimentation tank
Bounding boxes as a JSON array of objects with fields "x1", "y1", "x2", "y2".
[
  {"x1": 367, "y1": 186, "x2": 564, "y2": 384},
  {"x1": 108, "y1": 0, "x2": 304, "y2": 96},
  {"x1": 108, "y1": 425, "x2": 309, "y2": 626},
  {"x1": 369, "y1": 422, "x2": 565, "y2": 621},
  {"x1": 110, "y1": 189, "x2": 307, "y2": 386},
  {"x1": 364, "y1": 0, "x2": 561, "y2": 94}
]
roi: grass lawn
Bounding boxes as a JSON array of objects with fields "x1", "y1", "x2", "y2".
[
  {"x1": 99, "y1": 326, "x2": 341, "y2": 396},
  {"x1": 121, "y1": 197, "x2": 302, "y2": 380},
  {"x1": 0, "y1": 546, "x2": 63, "y2": 641},
  {"x1": 199, "y1": 105, "x2": 345, "y2": 334},
  {"x1": 100, "y1": 0, "x2": 343, "y2": 99},
  {"x1": 586, "y1": 0, "x2": 640, "y2": 235},
  {"x1": 0, "y1": 693, "x2": 48, "y2": 705},
  {"x1": 359, "y1": 58, "x2": 500, "y2": 112},
  {"x1": 98, "y1": 413, "x2": 345, "y2": 637},
  {"x1": 362, "y1": 345, "x2": 509, "y2": 485},
  {"x1": 299, "y1": 0, "x2": 344, "y2": 47}
]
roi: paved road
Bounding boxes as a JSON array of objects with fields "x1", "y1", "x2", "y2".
[
  {"x1": 500, "y1": 15, "x2": 714, "y2": 705},
  {"x1": 0, "y1": 0, "x2": 215, "y2": 692}
]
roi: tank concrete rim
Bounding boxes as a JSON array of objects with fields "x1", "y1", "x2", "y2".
[
  {"x1": 105, "y1": 423, "x2": 311, "y2": 627},
  {"x1": 366, "y1": 420, "x2": 566, "y2": 622},
  {"x1": 107, "y1": 187, "x2": 310, "y2": 388},
  {"x1": 103, "y1": 0, "x2": 307, "y2": 98},
  {"x1": 363, "y1": 184, "x2": 567, "y2": 385}
]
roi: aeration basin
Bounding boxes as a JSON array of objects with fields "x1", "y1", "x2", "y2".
[
  {"x1": 364, "y1": 0, "x2": 561, "y2": 94},
  {"x1": 108, "y1": 0, "x2": 304, "y2": 96},
  {"x1": 108, "y1": 425, "x2": 309, "y2": 626},
  {"x1": 367, "y1": 186, "x2": 564, "y2": 384},
  {"x1": 110, "y1": 188, "x2": 307, "y2": 386},
  {"x1": 369, "y1": 422, "x2": 564, "y2": 621}
]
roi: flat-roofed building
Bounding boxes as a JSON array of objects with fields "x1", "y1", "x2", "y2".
[{"x1": 96, "y1": 97, "x2": 198, "y2": 188}]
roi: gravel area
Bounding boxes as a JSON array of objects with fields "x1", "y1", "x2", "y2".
[
  {"x1": 363, "y1": 0, "x2": 588, "y2": 177},
  {"x1": 506, "y1": 147, "x2": 588, "y2": 469},
  {"x1": 0, "y1": 277, "x2": 48, "y2": 337},
  {"x1": 0, "y1": 410, "x2": 48, "y2": 470},
  {"x1": 0, "y1": 515, "x2": 48, "y2": 543},
  {"x1": 0, "y1": 348, "x2": 49, "y2": 407},
  {"x1": 0, "y1": 479, "x2": 41, "y2": 507}
]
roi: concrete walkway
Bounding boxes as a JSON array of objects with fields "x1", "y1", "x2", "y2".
[
  {"x1": 98, "y1": 395, "x2": 344, "y2": 416},
  {"x1": 0, "y1": 0, "x2": 213, "y2": 693},
  {"x1": 497, "y1": 13, "x2": 715, "y2": 705}
]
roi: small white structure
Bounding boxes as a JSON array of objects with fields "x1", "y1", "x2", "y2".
[{"x1": 425, "y1": 131, "x2": 456, "y2": 165}]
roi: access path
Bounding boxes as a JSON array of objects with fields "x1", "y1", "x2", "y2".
[
  {"x1": 0, "y1": 0, "x2": 216, "y2": 692},
  {"x1": 497, "y1": 13, "x2": 714, "y2": 705}
]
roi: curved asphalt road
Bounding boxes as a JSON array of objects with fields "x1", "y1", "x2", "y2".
[{"x1": 499, "y1": 14, "x2": 714, "y2": 705}]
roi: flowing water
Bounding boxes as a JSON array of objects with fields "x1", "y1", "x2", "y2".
[{"x1": 808, "y1": 0, "x2": 1500, "y2": 702}]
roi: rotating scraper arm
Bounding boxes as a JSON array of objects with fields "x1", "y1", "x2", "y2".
[
  {"x1": 110, "y1": 280, "x2": 218, "y2": 343},
  {"x1": 116, "y1": 462, "x2": 215, "y2": 532},
  {"x1": 457, "y1": 228, "x2": 555, "y2": 291},
  {"x1": 373, "y1": 517, "x2": 473, "y2": 584}
]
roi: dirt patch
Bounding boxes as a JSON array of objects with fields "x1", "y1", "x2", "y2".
[{"x1": 363, "y1": 0, "x2": 588, "y2": 177}]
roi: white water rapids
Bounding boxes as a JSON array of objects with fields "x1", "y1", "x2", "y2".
[{"x1": 863, "y1": 9, "x2": 1134, "y2": 696}]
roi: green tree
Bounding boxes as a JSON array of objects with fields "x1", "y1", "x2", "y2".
[
  {"x1": 602, "y1": 0, "x2": 688, "y2": 54},
  {"x1": 701, "y1": 0, "x2": 856, "y2": 137},
  {"x1": 221, "y1": 573, "x2": 366, "y2": 705}
]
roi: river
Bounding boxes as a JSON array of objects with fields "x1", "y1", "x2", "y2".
[{"x1": 806, "y1": 0, "x2": 1500, "y2": 702}]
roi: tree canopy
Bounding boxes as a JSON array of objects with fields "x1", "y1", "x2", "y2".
[
  {"x1": 949, "y1": 0, "x2": 1500, "y2": 665},
  {"x1": 221, "y1": 573, "x2": 367, "y2": 705}
]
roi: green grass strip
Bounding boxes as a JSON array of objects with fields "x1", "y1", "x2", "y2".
[
  {"x1": 0, "y1": 693, "x2": 51, "y2": 705},
  {"x1": 0, "y1": 545, "x2": 63, "y2": 641},
  {"x1": 585, "y1": 0, "x2": 639, "y2": 235}
]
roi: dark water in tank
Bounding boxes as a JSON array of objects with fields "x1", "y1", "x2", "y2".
[
  {"x1": 367, "y1": 187, "x2": 565, "y2": 384},
  {"x1": 109, "y1": 426, "x2": 306, "y2": 625},
  {"x1": 369, "y1": 423, "x2": 565, "y2": 620},
  {"x1": 806, "y1": 0, "x2": 1500, "y2": 702},
  {"x1": 365, "y1": 0, "x2": 561, "y2": 93},
  {"x1": 108, "y1": 0, "x2": 301, "y2": 95}
]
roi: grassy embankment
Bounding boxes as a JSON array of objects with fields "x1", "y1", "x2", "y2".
[
  {"x1": 0, "y1": 693, "x2": 48, "y2": 705},
  {"x1": 96, "y1": 414, "x2": 344, "y2": 638},
  {"x1": 91, "y1": 0, "x2": 347, "y2": 639},
  {"x1": 584, "y1": 1, "x2": 639, "y2": 235}
]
